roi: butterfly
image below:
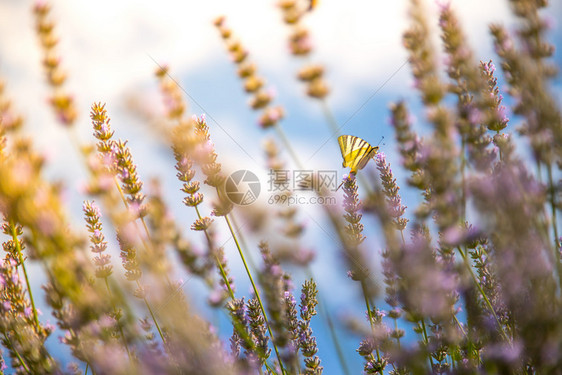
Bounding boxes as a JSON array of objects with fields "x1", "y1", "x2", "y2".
[
  {"x1": 308, "y1": 0, "x2": 318, "y2": 11},
  {"x1": 338, "y1": 135, "x2": 379, "y2": 175}
]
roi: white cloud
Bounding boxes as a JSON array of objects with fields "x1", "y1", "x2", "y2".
[{"x1": 0, "y1": 0, "x2": 513, "y2": 111}]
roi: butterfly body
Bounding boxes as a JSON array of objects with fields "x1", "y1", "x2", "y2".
[
  {"x1": 308, "y1": 0, "x2": 318, "y2": 11},
  {"x1": 338, "y1": 135, "x2": 378, "y2": 174}
]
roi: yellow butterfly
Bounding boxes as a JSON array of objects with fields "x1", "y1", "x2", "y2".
[
  {"x1": 308, "y1": 0, "x2": 318, "y2": 11},
  {"x1": 338, "y1": 135, "x2": 379, "y2": 175}
]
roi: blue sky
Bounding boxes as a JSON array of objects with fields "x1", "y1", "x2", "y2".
[{"x1": 1, "y1": 0, "x2": 561, "y2": 373}]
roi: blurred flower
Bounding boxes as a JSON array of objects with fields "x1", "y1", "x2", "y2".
[
  {"x1": 375, "y1": 153, "x2": 408, "y2": 231},
  {"x1": 33, "y1": 0, "x2": 77, "y2": 126},
  {"x1": 83, "y1": 201, "x2": 113, "y2": 279},
  {"x1": 276, "y1": 1, "x2": 329, "y2": 99},
  {"x1": 214, "y1": 17, "x2": 285, "y2": 128}
]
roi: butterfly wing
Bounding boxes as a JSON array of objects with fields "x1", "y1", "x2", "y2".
[
  {"x1": 338, "y1": 135, "x2": 378, "y2": 173},
  {"x1": 308, "y1": 0, "x2": 318, "y2": 11},
  {"x1": 338, "y1": 135, "x2": 355, "y2": 168},
  {"x1": 353, "y1": 146, "x2": 379, "y2": 171}
]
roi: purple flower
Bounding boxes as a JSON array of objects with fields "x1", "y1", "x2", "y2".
[
  {"x1": 468, "y1": 106, "x2": 483, "y2": 125},
  {"x1": 375, "y1": 152, "x2": 408, "y2": 228},
  {"x1": 483, "y1": 341, "x2": 523, "y2": 364},
  {"x1": 269, "y1": 264, "x2": 282, "y2": 276}
]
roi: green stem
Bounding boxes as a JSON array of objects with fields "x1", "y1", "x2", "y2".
[
  {"x1": 104, "y1": 278, "x2": 132, "y2": 361},
  {"x1": 69, "y1": 326, "x2": 97, "y2": 375},
  {"x1": 194, "y1": 204, "x2": 280, "y2": 371},
  {"x1": 321, "y1": 301, "x2": 351, "y2": 375},
  {"x1": 393, "y1": 318, "x2": 401, "y2": 349},
  {"x1": 3, "y1": 334, "x2": 30, "y2": 373},
  {"x1": 360, "y1": 280, "x2": 383, "y2": 375},
  {"x1": 138, "y1": 215, "x2": 174, "y2": 287},
  {"x1": 460, "y1": 140, "x2": 466, "y2": 222},
  {"x1": 420, "y1": 319, "x2": 434, "y2": 371},
  {"x1": 496, "y1": 130, "x2": 503, "y2": 162},
  {"x1": 9, "y1": 221, "x2": 40, "y2": 329},
  {"x1": 137, "y1": 280, "x2": 166, "y2": 346},
  {"x1": 215, "y1": 254, "x2": 235, "y2": 299},
  {"x1": 451, "y1": 312, "x2": 479, "y2": 365},
  {"x1": 114, "y1": 177, "x2": 174, "y2": 288},
  {"x1": 84, "y1": 363, "x2": 88, "y2": 375},
  {"x1": 194, "y1": 204, "x2": 284, "y2": 369},
  {"x1": 547, "y1": 165, "x2": 560, "y2": 251},
  {"x1": 457, "y1": 246, "x2": 511, "y2": 342},
  {"x1": 113, "y1": 178, "x2": 168, "y2": 348},
  {"x1": 223, "y1": 213, "x2": 286, "y2": 375},
  {"x1": 194, "y1": 206, "x2": 235, "y2": 299},
  {"x1": 452, "y1": 314, "x2": 466, "y2": 337},
  {"x1": 320, "y1": 99, "x2": 340, "y2": 135},
  {"x1": 274, "y1": 125, "x2": 304, "y2": 170},
  {"x1": 305, "y1": 269, "x2": 351, "y2": 375},
  {"x1": 545, "y1": 163, "x2": 562, "y2": 293},
  {"x1": 139, "y1": 217, "x2": 152, "y2": 244},
  {"x1": 228, "y1": 213, "x2": 258, "y2": 272}
]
